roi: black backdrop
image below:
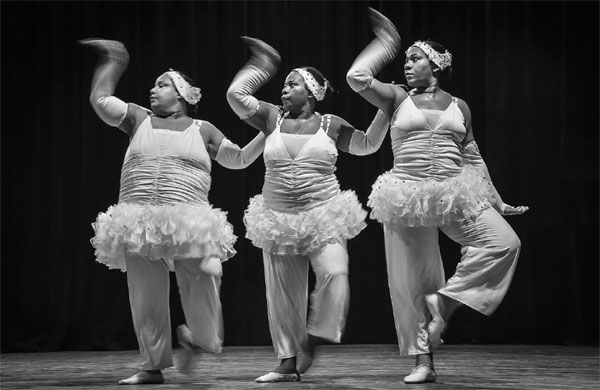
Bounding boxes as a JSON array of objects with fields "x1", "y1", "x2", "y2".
[{"x1": 2, "y1": 1, "x2": 598, "y2": 352}]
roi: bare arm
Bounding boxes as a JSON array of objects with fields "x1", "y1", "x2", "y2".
[
  {"x1": 458, "y1": 99, "x2": 529, "y2": 215},
  {"x1": 226, "y1": 36, "x2": 282, "y2": 135}
]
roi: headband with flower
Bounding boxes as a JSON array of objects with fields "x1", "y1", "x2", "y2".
[
  {"x1": 161, "y1": 69, "x2": 202, "y2": 105},
  {"x1": 292, "y1": 68, "x2": 328, "y2": 101},
  {"x1": 408, "y1": 41, "x2": 452, "y2": 71}
]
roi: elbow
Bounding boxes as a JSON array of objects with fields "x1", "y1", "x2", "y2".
[{"x1": 346, "y1": 69, "x2": 372, "y2": 92}]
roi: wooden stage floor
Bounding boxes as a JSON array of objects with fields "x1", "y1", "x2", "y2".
[{"x1": 1, "y1": 344, "x2": 598, "y2": 389}]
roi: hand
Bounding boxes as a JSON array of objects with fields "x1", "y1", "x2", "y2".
[
  {"x1": 78, "y1": 38, "x2": 129, "y2": 64},
  {"x1": 367, "y1": 7, "x2": 401, "y2": 56},
  {"x1": 240, "y1": 36, "x2": 281, "y2": 75},
  {"x1": 498, "y1": 203, "x2": 529, "y2": 216}
]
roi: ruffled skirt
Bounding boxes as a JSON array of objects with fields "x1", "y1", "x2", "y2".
[
  {"x1": 91, "y1": 202, "x2": 237, "y2": 272},
  {"x1": 368, "y1": 165, "x2": 495, "y2": 227},
  {"x1": 244, "y1": 190, "x2": 367, "y2": 256}
]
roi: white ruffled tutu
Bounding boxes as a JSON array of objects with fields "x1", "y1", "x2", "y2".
[
  {"x1": 91, "y1": 202, "x2": 237, "y2": 272},
  {"x1": 368, "y1": 165, "x2": 495, "y2": 227},
  {"x1": 244, "y1": 190, "x2": 367, "y2": 256}
]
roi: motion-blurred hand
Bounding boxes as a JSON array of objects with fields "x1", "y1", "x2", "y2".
[
  {"x1": 367, "y1": 8, "x2": 401, "y2": 57},
  {"x1": 78, "y1": 38, "x2": 129, "y2": 64},
  {"x1": 498, "y1": 203, "x2": 529, "y2": 216},
  {"x1": 240, "y1": 36, "x2": 281, "y2": 76}
]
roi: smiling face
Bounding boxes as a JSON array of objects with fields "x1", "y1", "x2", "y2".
[
  {"x1": 281, "y1": 71, "x2": 311, "y2": 110},
  {"x1": 403, "y1": 46, "x2": 437, "y2": 88},
  {"x1": 149, "y1": 74, "x2": 182, "y2": 115}
]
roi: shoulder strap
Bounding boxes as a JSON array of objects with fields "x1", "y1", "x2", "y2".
[{"x1": 321, "y1": 114, "x2": 332, "y2": 133}]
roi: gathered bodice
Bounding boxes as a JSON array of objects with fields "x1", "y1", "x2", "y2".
[
  {"x1": 390, "y1": 97, "x2": 467, "y2": 181},
  {"x1": 118, "y1": 116, "x2": 211, "y2": 205},
  {"x1": 262, "y1": 113, "x2": 340, "y2": 212}
]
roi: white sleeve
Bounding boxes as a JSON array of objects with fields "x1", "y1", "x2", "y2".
[
  {"x1": 347, "y1": 109, "x2": 389, "y2": 155},
  {"x1": 92, "y1": 96, "x2": 128, "y2": 127},
  {"x1": 215, "y1": 133, "x2": 265, "y2": 169}
]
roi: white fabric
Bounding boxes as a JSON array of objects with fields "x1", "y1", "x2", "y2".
[
  {"x1": 262, "y1": 238, "x2": 349, "y2": 359},
  {"x1": 92, "y1": 95, "x2": 127, "y2": 127},
  {"x1": 125, "y1": 255, "x2": 223, "y2": 370},
  {"x1": 346, "y1": 29, "x2": 399, "y2": 92},
  {"x1": 226, "y1": 65, "x2": 267, "y2": 119},
  {"x1": 383, "y1": 207, "x2": 520, "y2": 356},
  {"x1": 348, "y1": 109, "x2": 390, "y2": 155},
  {"x1": 215, "y1": 133, "x2": 265, "y2": 169},
  {"x1": 462, "y1": 140, "x2": 485, "y2": 166}
]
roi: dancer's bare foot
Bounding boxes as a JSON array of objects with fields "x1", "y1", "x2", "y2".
[
  {"x1": 298, "y1": 334, "x2": 318, "y2": 374},
  {"x1": 425, "y1": 293, "x2": 447, "y2": 348}
]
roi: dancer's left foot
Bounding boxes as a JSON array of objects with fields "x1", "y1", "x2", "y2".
[
  {"x1": 118, "y1": 370, "x2": 164, "y2": 385},
  {"x1": 403, "y1": 365, "x2": 437, "y2": 384},
  {"x1": 297, "y1": 335, "x2": 318, "y2": 374},
  {"x1": 425, "y1": 294, "x2": 447, "y2": 348},
  {"x1": 255, "y1": 371, "x2": 301, "y2": 383},
  {"x1": 175, "y1": 324, "x2": 202, "y2": 374}
]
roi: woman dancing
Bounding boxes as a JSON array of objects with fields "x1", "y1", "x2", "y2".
[
  {"x1": 346, "y1": 9, "x2": 528, "y2": 384},
  {"x1": 226, "y1": 36, "x2": 389, "y2": 382},
  {"x1": 80, "y1": 38, "x2": 265, "y2": 385}
]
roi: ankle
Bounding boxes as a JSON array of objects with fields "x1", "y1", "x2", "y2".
[
  {"x1": 275, "y1": 357, "x2": 297, "y2": 373},
  {"x1": 416, "y1": 353, "x2": 434, "y2": 369}
]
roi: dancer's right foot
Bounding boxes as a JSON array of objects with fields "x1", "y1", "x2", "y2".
[
  {"x1": 118, "y1": 370, "x2": 164, "y2": 385},
  {"x1": 298, "y1": 334, "x2": 318, "y2": 374},
  {"x1": 175, "y1": 324, "x2": 203, "y2": 374}
]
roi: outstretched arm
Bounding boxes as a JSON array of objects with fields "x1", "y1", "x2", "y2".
[
  {"x1": 200, "y1": 121, "x2": 265, "y2": 169},
  {"x1": 226, "y1": 36, "x2": 282, "y2": 135},
  {"x1": 334, "y1": 110, "x2": 390, "y2": 155},
  {"x1": 346, "y1": 8, "x2": 406, "y2": 117},
  {"x1": 78, "y1": 39, "x2": 144, "y2": 135},
  {"x1": 459, "y1": 100, "x2": 529, "y2": 216},
  {"x1": 215, "y1": 132, "x2": 266, "y2": 170}
]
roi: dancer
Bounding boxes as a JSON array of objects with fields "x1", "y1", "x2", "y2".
[
  {"x1": 346, "y1": 9, "x2": 529, "y2": 384},
  {"x1": 80, "y1": 38, "x2": 265, "y2": 385},
  {"x1": 226, "y1": 37, "x2": 389, "y2": 382}
]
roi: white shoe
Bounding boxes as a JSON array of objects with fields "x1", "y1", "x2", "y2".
[
  {"x1": 175, "y1": 324, "x2": 202, "y2": 374},
  {"x1": 118, "y1": 371, "x2": 164, "y2": 385},
  {"x1": 403, "y1": 365, "x2": 437, "y2": 384},
  {"x1": 254, "y1": 371, "x2": 300, "y2": 383}
]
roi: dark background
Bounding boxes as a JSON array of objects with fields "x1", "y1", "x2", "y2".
[{"x1": 2, "y1": 1, "x2": 598, "y2": 352}]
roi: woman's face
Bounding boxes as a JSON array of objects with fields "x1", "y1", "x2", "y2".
[
  {"x1": 149, "y1": 74, "x2": 181, "y2": 113},
  {"x1": 281, "y1": 71, "x2": 310, "y2": 109},
  {"x1": 404, "y1": 47, "x2": 436, "y2": 88}
]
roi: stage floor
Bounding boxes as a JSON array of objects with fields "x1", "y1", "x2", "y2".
[{"x1": 1, "y1": 344, "x2": 598, "y2": 389}]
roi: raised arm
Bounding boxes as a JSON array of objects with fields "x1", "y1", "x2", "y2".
[
  {"x1": 458, "y1": 100, "x2": 529, "y2": 216},
  {"x1": 333, "y1": 110, "x2": 390, "y2": 155},
  {"x1": 78, "y1": 39, "x2": 146, "y2": 135},
  {"x1": 226, "y1": 36, "x2": 282, "y2": 135},
  {"x1": 346, "y1": 8, "x2": 406, "y2": 117}
]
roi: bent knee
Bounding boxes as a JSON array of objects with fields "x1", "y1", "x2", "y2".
[
  {"x1": 500, "y1": 232, "x2": 521, "y2": 255},
  {"x1": 200, "y1": 257, "x2": 223, "y2": 277}
]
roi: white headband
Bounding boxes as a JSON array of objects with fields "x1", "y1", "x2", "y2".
[
  {"x1": 408, "y1": 41, "x2": 452, "y2": 71},
  {"x1": 292, "y1": 68, "x2": 328, "y2": 101},
  {"x1": 162, "y1": 69, "x2": 202, "y2": 105}
]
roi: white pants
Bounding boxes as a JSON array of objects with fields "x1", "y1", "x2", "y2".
[
  {"x1": 125, "y1": 255, "x2": 224, "y2": 370},
  {"x1": 383, "y1": 207, "x2": 521, "y2": 356},
  {"x1": 262, "y1": 238, "x2": 350, "y2": 359}
]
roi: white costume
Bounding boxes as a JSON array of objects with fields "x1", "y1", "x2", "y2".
[{"x1": 368, "y1": 96, "x2": 521, "y2": 355}]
